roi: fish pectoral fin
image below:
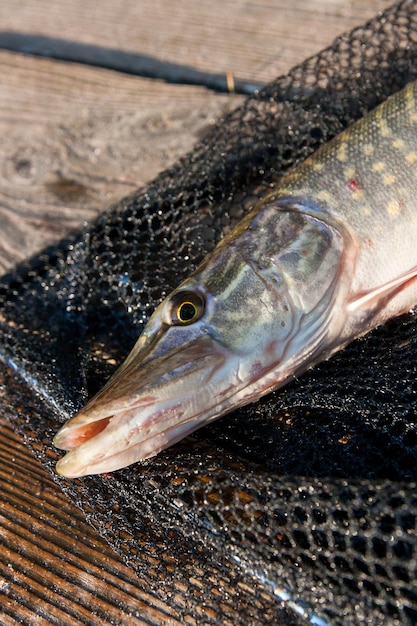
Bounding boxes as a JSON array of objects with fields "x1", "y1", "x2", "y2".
[{"x1": 348, "y1": 266, "x2": 417, "y2": 317}]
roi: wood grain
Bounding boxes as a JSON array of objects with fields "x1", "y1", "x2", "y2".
[
  {"x1": 0, "y1": 0, "x2": 395, "y2": 623},
  {"x1": 0, "y1": 0, "x2": 392, "y2": 271},
  {"x1": 0, "y1": 49, "x2": 236, "y2": 273},
  {"x1": 0, "y1": 419, "x2": 182, "y2": 625}
]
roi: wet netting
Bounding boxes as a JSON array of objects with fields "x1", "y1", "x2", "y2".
[{"x1": 1, "y1": 1, "x2": 417, "y2": 624}]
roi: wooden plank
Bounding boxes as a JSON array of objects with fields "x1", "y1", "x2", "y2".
[
  {"x1": 0, "y1": 50, "x2": 236, "y2": 272},
  {"x1": 0, "y1": 0, "x2": 396, "y2": 623},
  {"x1": 0, "y1": 0, "x2": 393, "y2": 270},
  {"x1": 0, "y1": 0, "x2": 392, "y2": 81},
  {"x1": 0, "y1": 420, "x2": 182, "y2": 625}
]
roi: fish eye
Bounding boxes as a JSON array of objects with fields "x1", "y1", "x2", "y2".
[{"x1": 169, "y1": 291, "x2": 205, "y2": 326}]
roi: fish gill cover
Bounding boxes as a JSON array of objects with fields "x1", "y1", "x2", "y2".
[{"x1": 1, "y1": 1, "x2": 417, "y2": 623}]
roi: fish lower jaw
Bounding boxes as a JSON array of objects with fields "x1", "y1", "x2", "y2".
[
  {"x1": 54, "y1": 352, "x2": 312, "y2": 478},
  {"x1": 54, "y1": 406, "x2": 214, "y2": 478}
]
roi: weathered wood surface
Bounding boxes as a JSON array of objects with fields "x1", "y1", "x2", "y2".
[{"x1": 0, "y1": 0, "x2": 395, "y2": 623}]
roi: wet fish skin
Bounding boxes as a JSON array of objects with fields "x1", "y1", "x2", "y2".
[{"x1": 53, "y1": 81, "x2": 417, "y2": 478}]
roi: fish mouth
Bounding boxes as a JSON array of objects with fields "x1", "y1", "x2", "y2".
[{"x1": 53, "y1": 336, "x2": 237, "y2": 477}]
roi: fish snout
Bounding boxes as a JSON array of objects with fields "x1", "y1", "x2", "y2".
[{"x1": 53, "y1": 337, "x2": 231, "y2": 477}]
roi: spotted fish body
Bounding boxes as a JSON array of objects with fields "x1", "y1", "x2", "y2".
[
  {"x1": 54, "y1": 81, "x2": 417, "y2": 478},
  {"x1": 270, "y1": 80, "x2": 417, "y2": 334}
]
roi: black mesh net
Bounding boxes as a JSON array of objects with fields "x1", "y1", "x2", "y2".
[{"x1": 1, "y1": 1, "x2": 417, "y2": 623}]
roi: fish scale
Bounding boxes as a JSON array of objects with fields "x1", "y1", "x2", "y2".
[
  {"x1": 272, "y1": 79, "x2": 417, "y2": 304},
  {"x1": 53, "y1": 80, "x2": 417, "y2": 478}
]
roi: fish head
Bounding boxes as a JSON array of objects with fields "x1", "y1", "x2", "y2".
[{"x1": 54, "y1": 203, "x2": 348, "y2": 477}]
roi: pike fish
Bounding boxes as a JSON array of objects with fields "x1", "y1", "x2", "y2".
[{"x1": 54, "y1": 80, "x2": 417, "y2": 478}]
